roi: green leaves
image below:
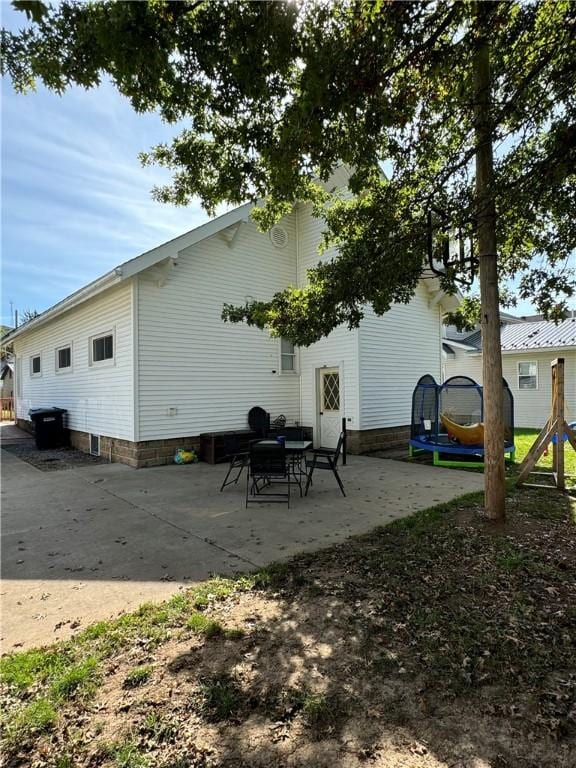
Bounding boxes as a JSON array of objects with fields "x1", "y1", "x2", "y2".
[
  {"x1": 2, "y1": 0, "x2": 574, "y2": 343},
  {"x1": 11, "y1": 1, "x2": 48, "y2": 24}
]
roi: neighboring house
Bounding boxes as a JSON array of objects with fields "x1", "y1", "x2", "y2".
[
  {"x1": 443, "y1": 315, "x2": 576, "y2": 428},
  {"x1": 1, "y1": 325, "x2": 15, "y2": 401},
  {"x1": 3, "y1": 169, "x2": 458, "y2": 467},
  {"x1": 1, "y1": 358, "x2": 14, "y2": 399}
]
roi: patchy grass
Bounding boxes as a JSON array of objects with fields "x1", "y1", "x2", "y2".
[
  {"x1": 2, "y1": 698, "x2": 57, "y2": 745},
  {"x1": 187, "y1": 613, "x2": 245, "y2": 640},
  {"x1": 192, "y1": 575, "x2": 256, "y2": 609},
  {"x1": 123, "y1": 665, "x2": 153, "y2": 689},
  {"x1": 186, "y1": 613, "x2": 224, "y2": 637},
  {"x1": 0, "y1": 647, "x2": 70, "y2": 691},
  {"x1": 1, "y1": 488, "x2": 574, "y2": 767},
  {"x1": 108, "y1": 739, "x2": 150, "y2": 768},
  {"x1": 141, "y1": 712, "x2": 178, "y2": 744},
  {"x1": 0, "y1": 575, "x2": 256, "y2": 757},
  {"x1": 301, "y1": 692, "x2": 342, "y2": 735},
  {"x1": 49, "y1": 656, "x2": 99, "y2": 701},
  {"x1": 196, "y1": 674, "x2": 244, "y2": 722}
]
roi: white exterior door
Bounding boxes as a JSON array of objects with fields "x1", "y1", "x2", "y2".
[{"x1": 318, "y1": 367, "x2": 341, "y2": 449}]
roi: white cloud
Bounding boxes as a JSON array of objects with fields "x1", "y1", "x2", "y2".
[{"x1": 1, "y1": 78, "x2": 215, "y2": 318}]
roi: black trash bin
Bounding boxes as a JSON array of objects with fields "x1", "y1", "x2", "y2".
[{"x1": 29, "y1": 407, "x2": 69, "y2": 450}]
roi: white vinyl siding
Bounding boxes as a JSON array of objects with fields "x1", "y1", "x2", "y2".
[
  {"x1": 13, "y1": 282, "x2": 135, "y2": 440},
  {"x1": 359, "y1": 282, "x2": 443, "y2": 430},
  {"x1": 295, "y1": 202, "x2": 360, "y2": 436},
  {"x1": 137, "y1": 214, "x2": 300, "y2": 439},
  {"x1": 444, "y1": 347, "x2": 576, "y2": 428}
]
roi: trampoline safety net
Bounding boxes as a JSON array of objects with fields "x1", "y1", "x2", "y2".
[{"x1": 410, "y1": 374, "x2": 515, "y2": 447}]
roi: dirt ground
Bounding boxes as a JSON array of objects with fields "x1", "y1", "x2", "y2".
[
  {"x1": 2, "y1": 442, "x2": 108, "y2": 471},
  {"x1": 2, "y1": 484, "x2": 574, "y2": 768}
]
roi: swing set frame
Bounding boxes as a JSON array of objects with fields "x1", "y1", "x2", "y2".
[{"x1": 516, "y1": 358, "x2": 576, "y2": 491}]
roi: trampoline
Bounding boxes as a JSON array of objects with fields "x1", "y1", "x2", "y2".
[{"x1": 409, "y1": 374, "x2": 515, "y2": 468}]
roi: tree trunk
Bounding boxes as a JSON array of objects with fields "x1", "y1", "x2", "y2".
[{"x1": 473, "y1": 3, "x2": 506, "y2": 520}]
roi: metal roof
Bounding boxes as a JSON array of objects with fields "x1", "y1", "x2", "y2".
[
  {"x1": 462, "y1": 329, "x2": 482, "y2": 349},
  {"x1": 500, "y1": 317, "x2": 576, "y2": 351},
  {"x1": 460, "y1": 316, "x2": 576, "y2": 352}
]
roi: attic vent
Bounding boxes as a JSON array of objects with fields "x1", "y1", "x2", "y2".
[{"x1": 269, "y1": 225, "x2": 288, "y2": 249}]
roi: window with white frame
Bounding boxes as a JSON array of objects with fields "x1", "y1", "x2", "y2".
[
  {"x1": 30, "y1": 355, "x2": 41, "y2": 377},
  {"x1": 518, "y1": 360, "x2": 538, "y2": 389},
  {"x1": 56, "y1": 345, "x2": 72, "y2": 372},
  {"x1": 280, "y1": 338, "x2": 296, "y2": 372},
  {"x1": 90, "y1": 332, "x2": 114, "y2": 364}
]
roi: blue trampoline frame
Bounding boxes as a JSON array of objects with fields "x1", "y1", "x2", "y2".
[{"x1": 409, "y1": 374, "x2": 515, "y2": 468}]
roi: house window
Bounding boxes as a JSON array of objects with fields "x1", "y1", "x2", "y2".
[
  {"x1": 518, "y1": 361, "x2": 538, "y2": 390},
  {"x1": 91, "y1": 333, "x2": 114, "y2": 364},
  {"x1": 56, "y1": 345, "x2": 72, "y2": 371},
  {"x1": 280, "y1": 339, "x2": 296, "y2": 372},
  {"x1": 30, "y1": 355, "x2": 41, "y2": 377}
]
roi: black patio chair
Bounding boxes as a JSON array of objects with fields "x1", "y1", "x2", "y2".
[
  {"x1": 246, "y1": 442, "x2": 291, "y2": 507},
  {"x1": 304, "y1": 432, "x2": 346, "y2": 497},
  {"x1": 220, "y1": 434, "x2": 250, "y2": 491},
  {"x1": 276, "y1": 427, "x2": 305, "y2": 475},
  {"x1": 248, "y1": 406, "x2": 270, "y2": 438}
]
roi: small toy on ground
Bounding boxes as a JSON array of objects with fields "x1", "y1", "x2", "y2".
[{"x1": 174, "y1": 448, "x2": 199, "y2": 464}]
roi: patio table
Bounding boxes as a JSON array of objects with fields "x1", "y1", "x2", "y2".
[
  {"x1": 254, "y1": 440, "x2": 312, "y2": 490},
  {"x1": 256, "y1": 440, "x2": 312, "y2": 453}
]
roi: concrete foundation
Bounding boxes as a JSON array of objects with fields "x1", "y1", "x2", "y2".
[
  {"x1": 17, "y1": 419, "x2": 410, "y2": 468},
  {"x1": 346, "y1": 425, "x2": 410, "y2": 453},
  {"x1": 17, "y1": 418, "x2": 200, "y2": 469},
  {"x1": 69, "y1": 430, "x2": 201, "y2": 468}
]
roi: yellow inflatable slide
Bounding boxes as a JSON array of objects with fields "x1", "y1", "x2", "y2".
[{"x1": 440, "y1": 414, "x2": 484, "y2": 446}]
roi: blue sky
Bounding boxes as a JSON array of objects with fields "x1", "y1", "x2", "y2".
[
  {"x1": 1, "y1": 78, "x2": 215, "y2": 327},
  {"x1": 0, "y1": 4, "x2": 554, "y2": 330},
  {"x1": 1, "y1": 5, "x2": 213, "y2": 328}
]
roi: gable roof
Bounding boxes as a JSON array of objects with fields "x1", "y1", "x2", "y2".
[
  {"x1": 2, "y1": 203, "x2": 253, "y2": 344},
  {"x1": 4, "y1": 161, "x2": 460, "y2": 344},
  {"x1": 3, "y1": 165, "x2": 364, "y2": 346}
]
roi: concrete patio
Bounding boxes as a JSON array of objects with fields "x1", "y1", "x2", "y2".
[{"x1": 1, "y1": 435, "x2": 484, "y2": 650}]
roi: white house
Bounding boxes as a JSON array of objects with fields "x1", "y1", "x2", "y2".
[
  {"x1": 1, "y1": 359, "x2": 14, "y2": 400},
  {"x1": 443, "y1": 314, "x2": 576, "y2": 429},
  {"x1": 4, "y1": 170, "x2": 458, "y2": 466}
]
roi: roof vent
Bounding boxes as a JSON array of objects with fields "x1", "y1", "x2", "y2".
[{"x1": 269, "y1": 225, "x2": 288, "y2": 249}]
